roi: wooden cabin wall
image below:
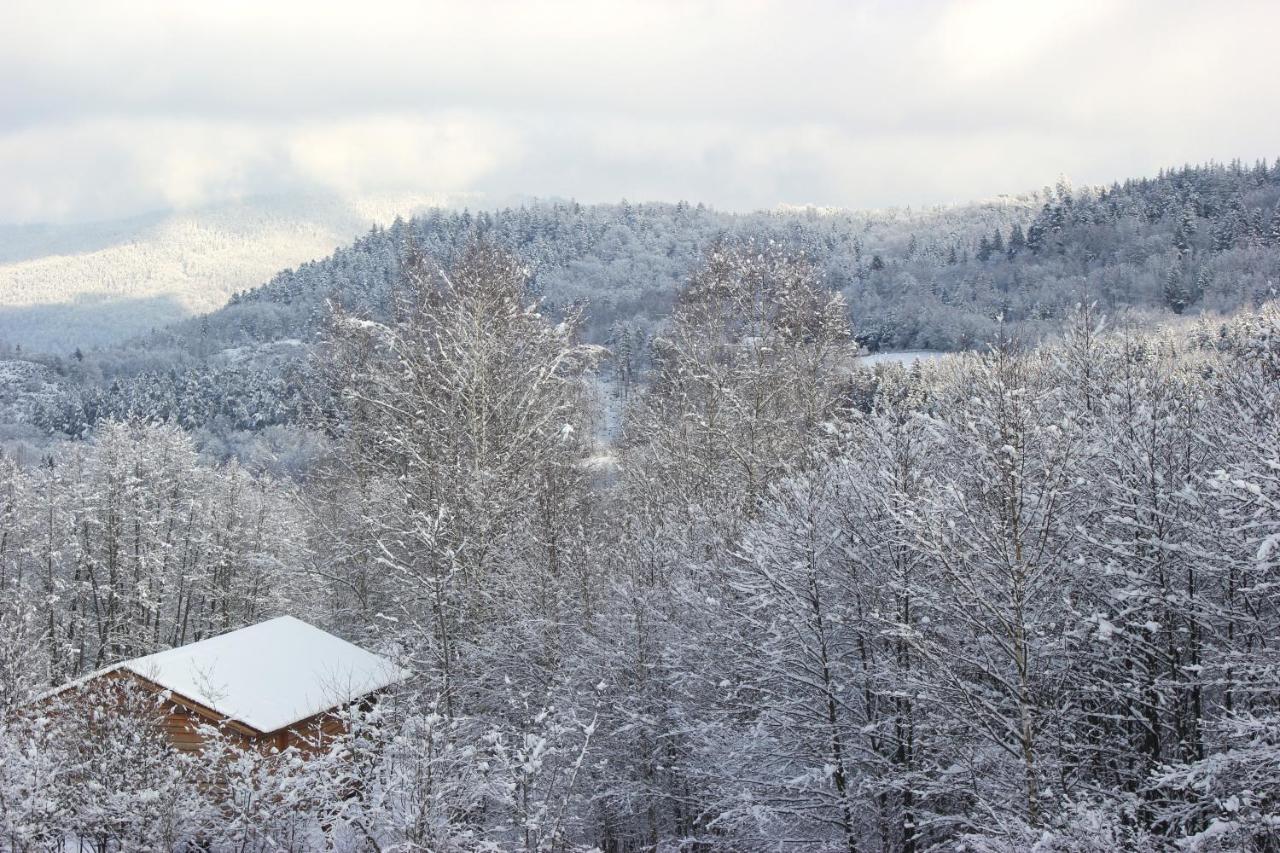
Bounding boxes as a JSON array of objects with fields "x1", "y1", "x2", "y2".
[{"x1": 33, "y1": 669, "x2": 386, "y2": 761}]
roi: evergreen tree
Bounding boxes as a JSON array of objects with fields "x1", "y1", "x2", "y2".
[{"x1": 1007, "y1": 223, "x2": 1026, "y2": 257}]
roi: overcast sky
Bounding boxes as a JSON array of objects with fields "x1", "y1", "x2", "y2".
[{"x1": 3, "y1": 0, "x2": 1279, "y2": 224}]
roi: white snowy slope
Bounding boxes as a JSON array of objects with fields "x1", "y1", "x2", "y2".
[
  {"x1": 0, "y1": 191, "x2": 472, "y2": 353},
  {"x1": 125, "y1": 616, "x2": 408, "y2": 733}
]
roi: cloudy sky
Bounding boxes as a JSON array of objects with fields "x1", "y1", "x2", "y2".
[{"x1": 3, "y1": 0, "x2": 1279, "y2": 224}]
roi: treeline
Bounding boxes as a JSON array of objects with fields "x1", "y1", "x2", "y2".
[{"x1": 1, "y1": 242, "x2": 1279, "y2": 850}]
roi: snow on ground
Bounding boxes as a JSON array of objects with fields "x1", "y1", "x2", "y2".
[
  {"x1": 856, "y1": 350, "x2": 947, "y2": 368},
  {"x1": 581, "y1": 375, "x2": 624, "y2": 474},
  {"x1": 217, "y1": 337, "x2": 305, "y2": 365},
  {"x1": 126, "y1": 616, "x2": 408, "y2": 733}
]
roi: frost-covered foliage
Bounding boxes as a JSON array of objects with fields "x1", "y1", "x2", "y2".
[
  {"x1": 0, "y1": 422, "x2": 305, "y2": 687},
  {"x1": 2, "y1": 237, "x2": 1280, "y2": 849}
]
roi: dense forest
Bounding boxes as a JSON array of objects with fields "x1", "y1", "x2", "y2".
[
  {"x1": 6, "y1": 159, "x2": 1280, "y2": 460},
  {"x1": 1, "y1": 218, "x2": 1279, "y2": 849}
]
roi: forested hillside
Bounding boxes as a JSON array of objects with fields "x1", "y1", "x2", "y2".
[
  {"x1": 7, "y1": 160, "x2": 1279, "y2": 456},
  {"x1": 2, "y1": 234, "x2": 1279, "y2": 849}
]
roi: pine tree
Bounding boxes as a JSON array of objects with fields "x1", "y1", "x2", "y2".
[
  {"x1": 1163, "y1": 263, "x2": 1192, "y2": 313},
  {"x1": 1025, "y1": 221, "x2": 1045, "y2": 254},
  {"x1": 1173, "y1": 203, "x2": 1197, "y2": 257},
  {"x1": 1007, "y1": 223, "x2": 1026, "y2": 257}
]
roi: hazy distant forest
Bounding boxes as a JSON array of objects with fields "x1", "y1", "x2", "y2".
[{"x1": 1, "y1": 160, "x2": 1280, "y2": 850}]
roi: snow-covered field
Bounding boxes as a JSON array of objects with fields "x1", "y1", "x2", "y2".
[{"x1": 857, "y1": 350, "x2": 947, "y2": 368}]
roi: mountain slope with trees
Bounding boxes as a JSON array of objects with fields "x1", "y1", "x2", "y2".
[{"x1": 7, "y1": 159, "x2": 1278, "y2": 455}]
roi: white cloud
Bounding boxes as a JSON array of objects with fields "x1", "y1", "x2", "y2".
[
  {"x1": 286, "y1": 115, "x2": 517, "y2": 196},
  {"x1": 0, "y1": 0, "x2": 1277, "y2": 223},
  {"x1": 0, "y1": 115, "x2": 517, "y2": 222}
]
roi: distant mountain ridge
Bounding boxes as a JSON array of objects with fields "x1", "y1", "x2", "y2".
[{"x1": 0, "y1": 191, "x2": 474, "y2": 353}]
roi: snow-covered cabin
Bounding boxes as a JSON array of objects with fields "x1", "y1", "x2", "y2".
[{"x1": 39, "y1": 616, "x2": 408, "y2": 753}]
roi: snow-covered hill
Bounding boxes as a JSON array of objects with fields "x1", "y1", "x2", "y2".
[{"x1": 0, "y1": 191, "x2": 473, "y2": 354}]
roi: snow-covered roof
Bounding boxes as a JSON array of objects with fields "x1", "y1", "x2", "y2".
[
  {"x1": 34, "y1": 662, "x2": 126, "y2": 704},
  {"x1": 122, "y1": 616, "x2": 407, "y2": 734}
]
